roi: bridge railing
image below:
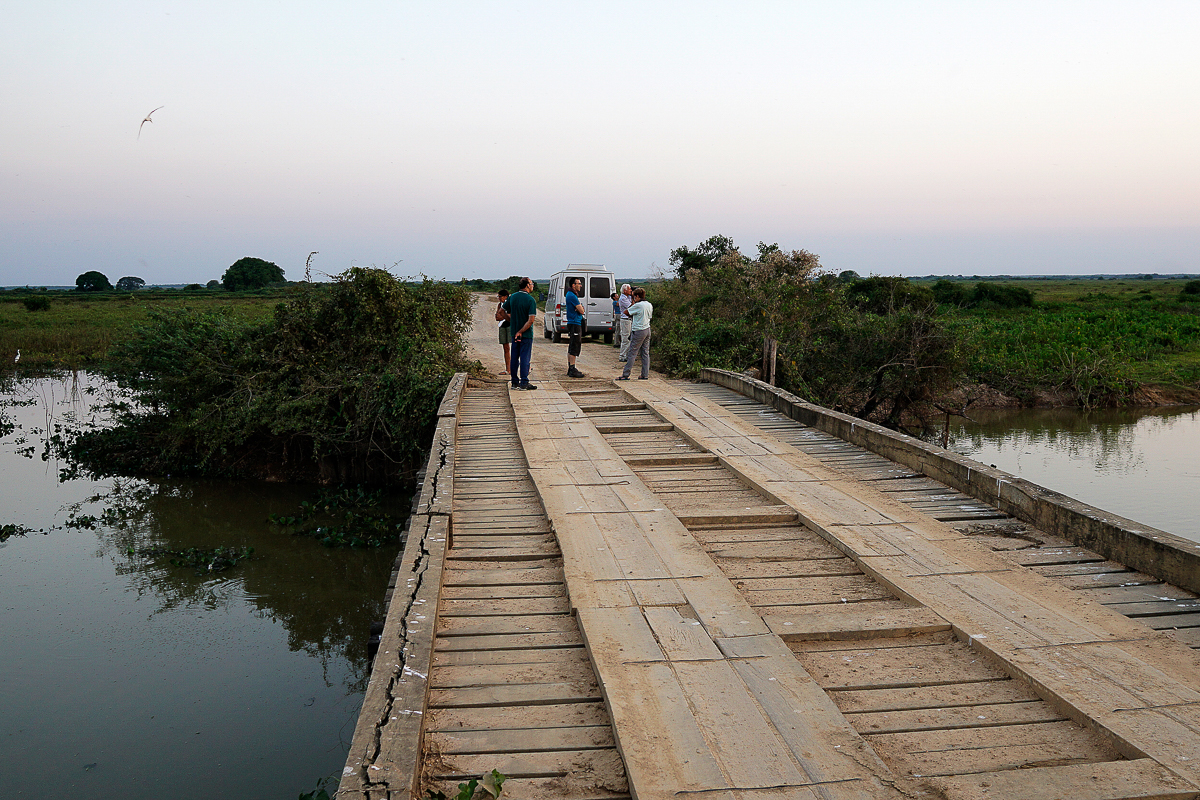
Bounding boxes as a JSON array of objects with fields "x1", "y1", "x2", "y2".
[{"x1": 701, "y1": 368, "x2": 1200, "y2": 595}]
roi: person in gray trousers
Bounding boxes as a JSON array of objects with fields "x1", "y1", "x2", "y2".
[{"x1": 617, "y1": 287, "x2": 652, "y2": 380}]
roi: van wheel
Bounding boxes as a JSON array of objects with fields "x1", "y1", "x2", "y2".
[
  {"x1": 553, "y1": 329, "x2": 562, "y2": 343},
  {"x1": 604, "y1": 333, "x2": 613, "y2": 344},
  {"x1": 543, "y1": 329, "x2": 552, "y2": 340}
]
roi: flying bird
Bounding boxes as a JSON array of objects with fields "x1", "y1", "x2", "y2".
[{"x1": 138, "y1": 106, "x2": 164, "y2": 139}]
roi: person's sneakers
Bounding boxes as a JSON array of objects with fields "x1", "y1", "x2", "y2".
[
  {"x1": 615, "y1": 376, "x2": 630, "y2": 381},
  {"x1": 518, "y1": 383, "x2": 538, "y2": 390},
  {"x1": 617, "y1": 357, "x2": 627, "y2": 362},
  {"x1": 638, "y1": 376, "x2": 649, "y2": 380},
  {"x1": 567, "y1": 366, "x2": 585, "y2": 378}
]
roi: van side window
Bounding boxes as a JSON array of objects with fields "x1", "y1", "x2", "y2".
[{"x1": 589, "y1": 276, "x2": 610, "y2": 299}]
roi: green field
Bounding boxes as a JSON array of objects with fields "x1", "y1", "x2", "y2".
[
  {"x1": 0, "y1": 289, "x2": 284, "y2": 371},
  {"x1": 916, "y1": 277, "x2": 1200, "y2": 403}
]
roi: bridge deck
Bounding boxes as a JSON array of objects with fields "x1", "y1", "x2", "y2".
[{"x1": 341, "y1": 372, "x2": 1200, "y2": 800}]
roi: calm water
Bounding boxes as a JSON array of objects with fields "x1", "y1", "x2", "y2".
[
  {"x1": 948, "y1": 405, "x2": 1200, "y2": 544},
  {"x1": 0, "y1": 375, "x2": 399, "y2": 799}
]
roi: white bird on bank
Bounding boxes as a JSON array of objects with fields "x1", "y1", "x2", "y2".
[
  {"x1": 138, "y1": 106, "x2": 163, "y2": 139},
  {"x1": 14, "y1": 349, "x2": 19, "y2": 363}
]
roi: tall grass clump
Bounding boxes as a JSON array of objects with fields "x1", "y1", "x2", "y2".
[{"x1": 64, "y1": 268, "x2": 474, "y2": 483}]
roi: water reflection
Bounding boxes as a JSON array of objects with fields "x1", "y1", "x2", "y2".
[
  {"x1": 949, "y1": 406, "x2": 1200, "y2": 543},
  {"x1": 0, "y1": 375, "x2": 403, "y2": 799}
]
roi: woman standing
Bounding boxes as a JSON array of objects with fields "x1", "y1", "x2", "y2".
[
  {"x1": 495, "y1": 289, "x2": 511, "y2": 373},
  {"x1": 617, "y1": 287, "x2": 652, "y2": 380}
]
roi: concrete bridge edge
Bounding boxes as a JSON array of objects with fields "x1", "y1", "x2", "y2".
[
  {"x1": 700, "y1": 368, "x2": 1200, "y2": 595},
  {"x1": 337, "y1": 372, "x2": 468, "y2": 799}
]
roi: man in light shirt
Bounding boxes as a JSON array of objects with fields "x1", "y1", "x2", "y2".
[{"x1": 617, "y1": 283, "x2": 633, "y2": 362}]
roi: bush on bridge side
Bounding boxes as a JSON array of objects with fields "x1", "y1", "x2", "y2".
[{"x1": 64, "y1": 268, "x2": 475, "y2": 483}]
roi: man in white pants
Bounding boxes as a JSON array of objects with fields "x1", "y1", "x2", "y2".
[{"x1": 617, "y1": 283, "x2": 633, "y2": 362}]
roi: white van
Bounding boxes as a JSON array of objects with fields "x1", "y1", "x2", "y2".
[{"x1": 543, "y1": 265, "x2": 617, "y2": 343}]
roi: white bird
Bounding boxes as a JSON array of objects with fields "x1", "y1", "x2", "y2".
[
  {"x1": 14, "y1": 349, "x2": 19, "y2": 363},
  {"x1": 138, "y1": 106, "x2": 164, "y2": 139}
]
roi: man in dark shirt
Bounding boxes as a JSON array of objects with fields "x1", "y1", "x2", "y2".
[
  {"x1": 502, "y1": 277, "x2": 538, "y2": 390},
  {"x1": 564, "y1": 277, "x2": 585, "y2": 378}
]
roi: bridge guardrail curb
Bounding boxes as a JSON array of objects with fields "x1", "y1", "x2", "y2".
[
  {"x1": 338, "y1": 372, "x2": 467, "y2": 798},
  {"x1": 701, "y1": 368, "x2": 1200, "y2": 595}
]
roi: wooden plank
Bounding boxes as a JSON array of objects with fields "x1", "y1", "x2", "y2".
[
  {"x1": 704, "y1": 539, "x2": 847, "y2": 561},
  {"x1": 866, "y1": 721, "x2": 1120, "y2": 777},
  {"x1": 575, "y1": 607, "x2": 729, "y2": 794},
  {"x1": 438, "y1": 615, "x2": 580, "y2": 637},
  {"x1": 678, "y1": 507, "x2": 799, "y2": 527},
  {"x1": 1144, "y1": 612, "x2": 1200, "y2": 631},
  {"x1": 428, "y1": 682, "x2": 602, "y2": 708},
  {"x1": 642, "y1": 606, "x2": 723, "y2": 661},
  {"x1": 792, "y1": 642, "x2": 1008, "y2": 691},
  {"x1": 845, "y1": 700, "x2": 1064, "y2": 735},
  {"x1": 428, "y1": 724, "x2": 616, "y2": 754},
  {"x1": 432, "y1": 647, "x2": 588, "y2": 668},
  {"x1": 926, "y1": 758, "x2": 1200, "y2": 800},
  {"x1": 426, "y1": 701, "x2": 611, "y2": 732},
  {"x1": 443, "y1": 566, "x2": 565, "y2": 586},
  {"x1": 717, "y1": 641, "x2": 897, "y2": 798},
  {"x1": 764, "y1": 603, "x2": 951, "y2": 641},
  {"x1": 670, "y1": 659, "x2": 812, "y2": 787},
  {"x1": 434, "y1": 631, "x2": 584, "y2": 651},
  {"x1": 430, "y1": 659, "x2": 599, "y2": 689},
  {"x1": 439, "y1": 597, "x2": 569, "y2": 617},
  {"x1": 741, "y1": 576, "x2": 895, "y2": 607},
  {"x1": 428, "y1": 748, "x2": 627, "y2": 781},
  {"x1": 1078, "y1": 584, "x2": 1196, "y2": 604},
  {"x1": 1006, "y1": 547, "x2": 1107, "y2": 567},
  {"x1": 830, "y1": 679, "x2": 1038, "y2": 714},
  {"x1": 715, "y1": 557, "x2": 865, "y2": 579},
  {"x1": 440, "y1": 584, "x2": 566, "y2": 600},
  {"x1": 1103, "y1": 599, "x2": 1200, "y2": 617}
]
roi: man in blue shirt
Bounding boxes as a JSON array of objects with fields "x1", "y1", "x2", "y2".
[
  {"x1": 502, "y1": 277, "x2": 539, "y2": 390},
  {"x1": 564, "y1": 277, "x2": 586, "y2": 378}
]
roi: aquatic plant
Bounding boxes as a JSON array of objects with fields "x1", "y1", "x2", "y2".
[
  {"x1": 132, "y1": 545, "x2": 255, "y2": 575},
  {"x1": 270, "y1": 485, "x2": 406, "y2": 548}
]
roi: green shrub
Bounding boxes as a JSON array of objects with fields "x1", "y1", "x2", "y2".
[
  {"x1": 1182, "y1": 280, "x2": 1200, "y2": 296},
  {"x1": 846, "y1": 276, "x2": 935, "y2": 315},
  {"x1": 64, "y1": 268, "x2": 475, "y2": 483},
  {"x1": 22, "y1": 295, "x2": 50, "y2": 312},
  {"x1": 932, "y1": 279, "x2": 970, "y2": 306},
  {"x1": 970, "y1": 282, "x2": 1034, "y2": 308},
  {"x1": 222, "y1": 257, "x2": 284, "y2": 291}
]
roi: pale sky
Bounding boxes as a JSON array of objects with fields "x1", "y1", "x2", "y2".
[{"x1": 3, "y1": 1, "x2": 1199, "y2": 286}]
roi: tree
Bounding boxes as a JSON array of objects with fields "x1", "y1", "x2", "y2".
[
  {"x1": 75, "y1": 271, "x2": 112, "y2": 292},
  {"x1": 669, "y1": 235, "x2": 741, "y2": 280},
  {"x1": 206, "y1": 280, "x2": 221, "y2": 289},
  {"x1": 221, "y1": 257, "x2": 285, "y2": 291},
  {"x1": 116, "y1": 276, "x2": 145, "y2": 291}
]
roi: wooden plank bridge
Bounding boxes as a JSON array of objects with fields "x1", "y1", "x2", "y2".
[{"x1": 339, "y1": 356, "x2": 1200, "y2": 799}]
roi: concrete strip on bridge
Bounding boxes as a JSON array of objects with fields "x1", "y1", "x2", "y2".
[
  {"x1": 511, "y1": 378, "x2": 901, "y2": 799},
  {"x1": 613, "y1": 379, "x2": 1200, "y2": 791}
]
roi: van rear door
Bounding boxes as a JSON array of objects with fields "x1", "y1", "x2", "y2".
[{"x1": 586, "y1": 274, "x2": 614, "y2": 332}]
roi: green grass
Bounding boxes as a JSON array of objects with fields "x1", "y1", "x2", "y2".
[
  {"x1": 932, "y1": 278, "x2": 1200, "y2": 403},
  {"x1": 0, "y1": 290, "x2": 284, "y2": 371}
]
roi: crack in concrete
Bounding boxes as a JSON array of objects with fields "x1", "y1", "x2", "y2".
[{"x1": 353, "y1": 432, "x2": 451, "y2": 796}]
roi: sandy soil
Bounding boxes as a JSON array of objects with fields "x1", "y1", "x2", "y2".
[{"x1": 466, "y1": 293, "x2": 664, "y2": 386}]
